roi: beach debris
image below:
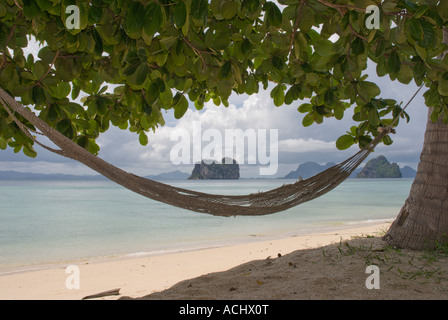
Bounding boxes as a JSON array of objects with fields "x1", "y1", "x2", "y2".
[
  {"x1": 229, "y1": 287, "x2": 237, "y2": 291},
  {"x1": 82, "y1": 288, "x2": 121, "y2": 300},
  {"x1": 256, "y1": 280, "x2": 264, "y2": 285},
  {"x1": 264, "y1": 256, "x2": 272, "y2": 265},
  {"x1": 277, "y1": 253, "x2": 282, "y2": 258}
]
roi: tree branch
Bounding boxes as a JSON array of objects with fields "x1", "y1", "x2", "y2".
[
  {"x1": 349, "y1": 23, "x2": 368, "y2": 42},
  {"x1": 183, "y1": 38, "x2": 215, "y2": 71},
  {"x1": 315, "y1": 0, "x2": 364, "y2": 15},
  {"x1": 289, "y1": 0, "x2": 305, "y2": 55}
]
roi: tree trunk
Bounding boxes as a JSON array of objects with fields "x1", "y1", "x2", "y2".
[{"x1": 383, "y1": 108, "x2": 448, "y2": 249}]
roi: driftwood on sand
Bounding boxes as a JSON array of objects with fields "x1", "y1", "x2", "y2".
[{"x1": 82, "y1": 288, "x2": 121, "y2": 300}]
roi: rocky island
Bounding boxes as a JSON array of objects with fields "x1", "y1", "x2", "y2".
[
  {"x1": 357, "y1": 155, "x2": 402, "y2": 178},
  {"x1": 188, "y1": 158, "x2": 240, "y2": 180}
]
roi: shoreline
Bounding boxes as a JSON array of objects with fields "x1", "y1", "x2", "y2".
[
  {"x1": 0, "y1": 218, "x2": 394, "y2": 277},
  {"x1": 0, "y1": 221, "x2": 392, "y2": 300}
]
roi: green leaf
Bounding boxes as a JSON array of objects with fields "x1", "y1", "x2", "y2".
[
  {"x1": 359, "y1": 81, "x2": 381, "y2": 99},
  {"x1": 298, "y1": 103, "x2": 313, "y2": 113},
  {"x1": 298, "y1": 5, "x2": 314, "y2": 32},
  {"x1": 23, "y1": 144, "x2": 37, "y2": 158},
  {"x1": 92, "y1": 29, "x2": 103, "y2": 57},
  {"x1": 139, "y1": 132, "x2": 149, "y2": 146},
  {"x1": 324, "y1": 89, "x2": 335, "y2": 106},
  {"x1": 32, "y1": 62, "x2": 45, "y2": 80},
  {"x1": 51, "y1": 81, "x2": 71, "y2": 99},
  {"x1": 125, "y1": 1, "x2": 145, "y2": 38},
  {"x1": 302, "y1": 113, "x2": 314, "y2": 127},
  {"x1": 438, "y1": 72, "x2": 448, "y2": 96},
  {"x1": 313, "y1": 39, "x2": 333, "y2": 57},
  {"x1": 174, "y1": 1, "x2": 187, "y2": 28},
  {"x1": 31, "y1": 86, "x2": 45, "y2": 105},
  {"x1": 134, "y1": 63, "x2": 149, "y2": 87},
  {"x1": 35, "y1": 0, "x2": 52, "y2": 11},
  {"x1": 417, "y1": 18, "x2": 436, "y2": 49},
  {"x1": 144, "y1": 2, "x2": 163, "y2": 37},
  {"x1": 368, "y1": 109, "x2": 380, "y2": 126},
  {"x1": 38, "y1": 46, "x2": 57, "y2": 64},
  {"x1": 336, "y1": 134, "x2": 355, "y2": 150},
  {"x1": 271, "y1": 84, "x2": 285, "y2": 106},
  {"x1": 400, "y1": 0, "x2": 418, "y2": 12},
  {"x1": 245, "y1": 77, "x2": 258, "y2": 94},
  {"x1": 88, "y1": 6, "x2": 103, "y2": 24},
  {"x1": 430, "y1": 107, "x2": 440, "y2": 122},
  {"x1": 71, "y1": 84, "x2": 81, "y2": 100},
  {"x1": 374, "y1": 39, "x2": 386, "y2": 58},
  {"x1": 414, "y1": 4, "x2": 428, "y2": 18},
  {"x1": 221, "y1": 0, "x2": 239, "y2": 20},
  {"x1": 271, "y1": 56, "x2": 284, "y2": 70},
  {"x1": 414, "y1": 43, "x2": 427, "y2": 60},
  {"x1": 0, "y1": 137, "x2": 7, "y2": 150},
  {"x1": 219, "y1": 61, "x2": 232, "y2": 79},
  {"x1": 334, "y1": 105, "x2": 344, "y2": 120},
  {"x1": 56, "y1": 119, "x2": 73, "y2": 137},
  {"x1": 407, "y1": 18, "x2": 423, "y2": 42},
  {"x1": 351, "y1": 37, "x2": 365, "y2": 56},
  {"x1": 387, "y1": 51, "x2": 401, "y2": 74},
  {"x1": 397, "y1": 64, "x2": 413, "y2": 84},
  {"x1": 264, "y1": 2, "x2": 282, "y2": 28},
  {"x1": 382, "y1": 135, "x2": 393, "y2": 146},
  {"x1": 407, "y1": 18, "x2": 436, "y2": 49},
  {"x1": 23, "y1": 0, "x2": 41, "y2": 17},
  {"x1": 191, "y1": 0, "x2": 208, "y2": 24},
  {"x1": 241, "y1": 38, "x2": 251, "y2": 55},
  {"x1": 174, "y1": 94, "x2": 189, "y2": 119}
]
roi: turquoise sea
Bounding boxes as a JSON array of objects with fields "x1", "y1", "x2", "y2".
[{"x1": 0, "y1": 178, "x2": 413, "y2": 274}]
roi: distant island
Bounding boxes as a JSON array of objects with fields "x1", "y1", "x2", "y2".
[
  {"x1": 0, "y1": 170, "x2": 190, "y2": 181},
  {"x1": 283, "y1": 155, "x2": 416, "y2": 179},
  {"x1": 357, "y1": 155, "x2": 401, "y2": 178},
  {"x1": 188, "y1": 158, "x2": 240, "y2": 180},
  {"x1": 284, "y1": 161, "x2": 336, "y2": 179},
  {"x1": 1, "y1": 155, "x2": 416, "y2": 181}
]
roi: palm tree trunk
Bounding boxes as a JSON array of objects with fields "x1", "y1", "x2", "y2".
[{"x1": 383, "y1": 108, "x2": 448, "y2": 249}]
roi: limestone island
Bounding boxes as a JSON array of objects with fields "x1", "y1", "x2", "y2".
[
  {"x1": 357, "y1": 155, "x2": 402, "y2": 178},
  {"x1": 188, "y1": 158, "x2": 240, "y2": 180}
]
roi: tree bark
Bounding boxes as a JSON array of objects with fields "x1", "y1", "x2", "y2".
[{"x1": 383, "y1": 108, "x2": 448, "y2": 249}]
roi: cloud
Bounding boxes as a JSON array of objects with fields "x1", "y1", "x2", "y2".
[{"x1": 279, "y1": 138, "x2": 335, "y2": 153}]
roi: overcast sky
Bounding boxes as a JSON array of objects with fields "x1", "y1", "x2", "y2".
[{"x1": 0, "y1": 35, "x2": 428, "y2": 178}]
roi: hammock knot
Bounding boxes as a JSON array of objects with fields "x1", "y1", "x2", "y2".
[{"x1": 378, "y1": 125, "x2": 396, "y2": 135}]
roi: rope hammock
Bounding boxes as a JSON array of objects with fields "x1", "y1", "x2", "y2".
[{"x1": 0, "y1": 87, "x2": 419, "y2": 217}]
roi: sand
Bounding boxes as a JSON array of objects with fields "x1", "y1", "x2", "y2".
[{"x1": 1, "y1": 222, "x2": 447, "y2": 300}]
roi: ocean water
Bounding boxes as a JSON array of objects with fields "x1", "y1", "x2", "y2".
[{"x1": 0, "y1": 178, "x2": 413, "y2": 273}]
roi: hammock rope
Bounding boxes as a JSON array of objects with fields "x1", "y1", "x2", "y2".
[{"x1": 0, "y1": 87, "x2": 416, "y2": 217}]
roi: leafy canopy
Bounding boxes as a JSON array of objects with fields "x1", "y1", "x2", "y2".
[{"x1": 0, "y1": 0, "x2": 448, "y2": 158}]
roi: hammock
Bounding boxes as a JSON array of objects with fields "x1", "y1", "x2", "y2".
[{"x1": 0, "y1": 87, "x2": 396, "y2": 217}]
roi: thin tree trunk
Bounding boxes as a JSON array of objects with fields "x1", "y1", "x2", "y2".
[{"x1": 383, "y1": 108, "x2": 448, "y2": 249}]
